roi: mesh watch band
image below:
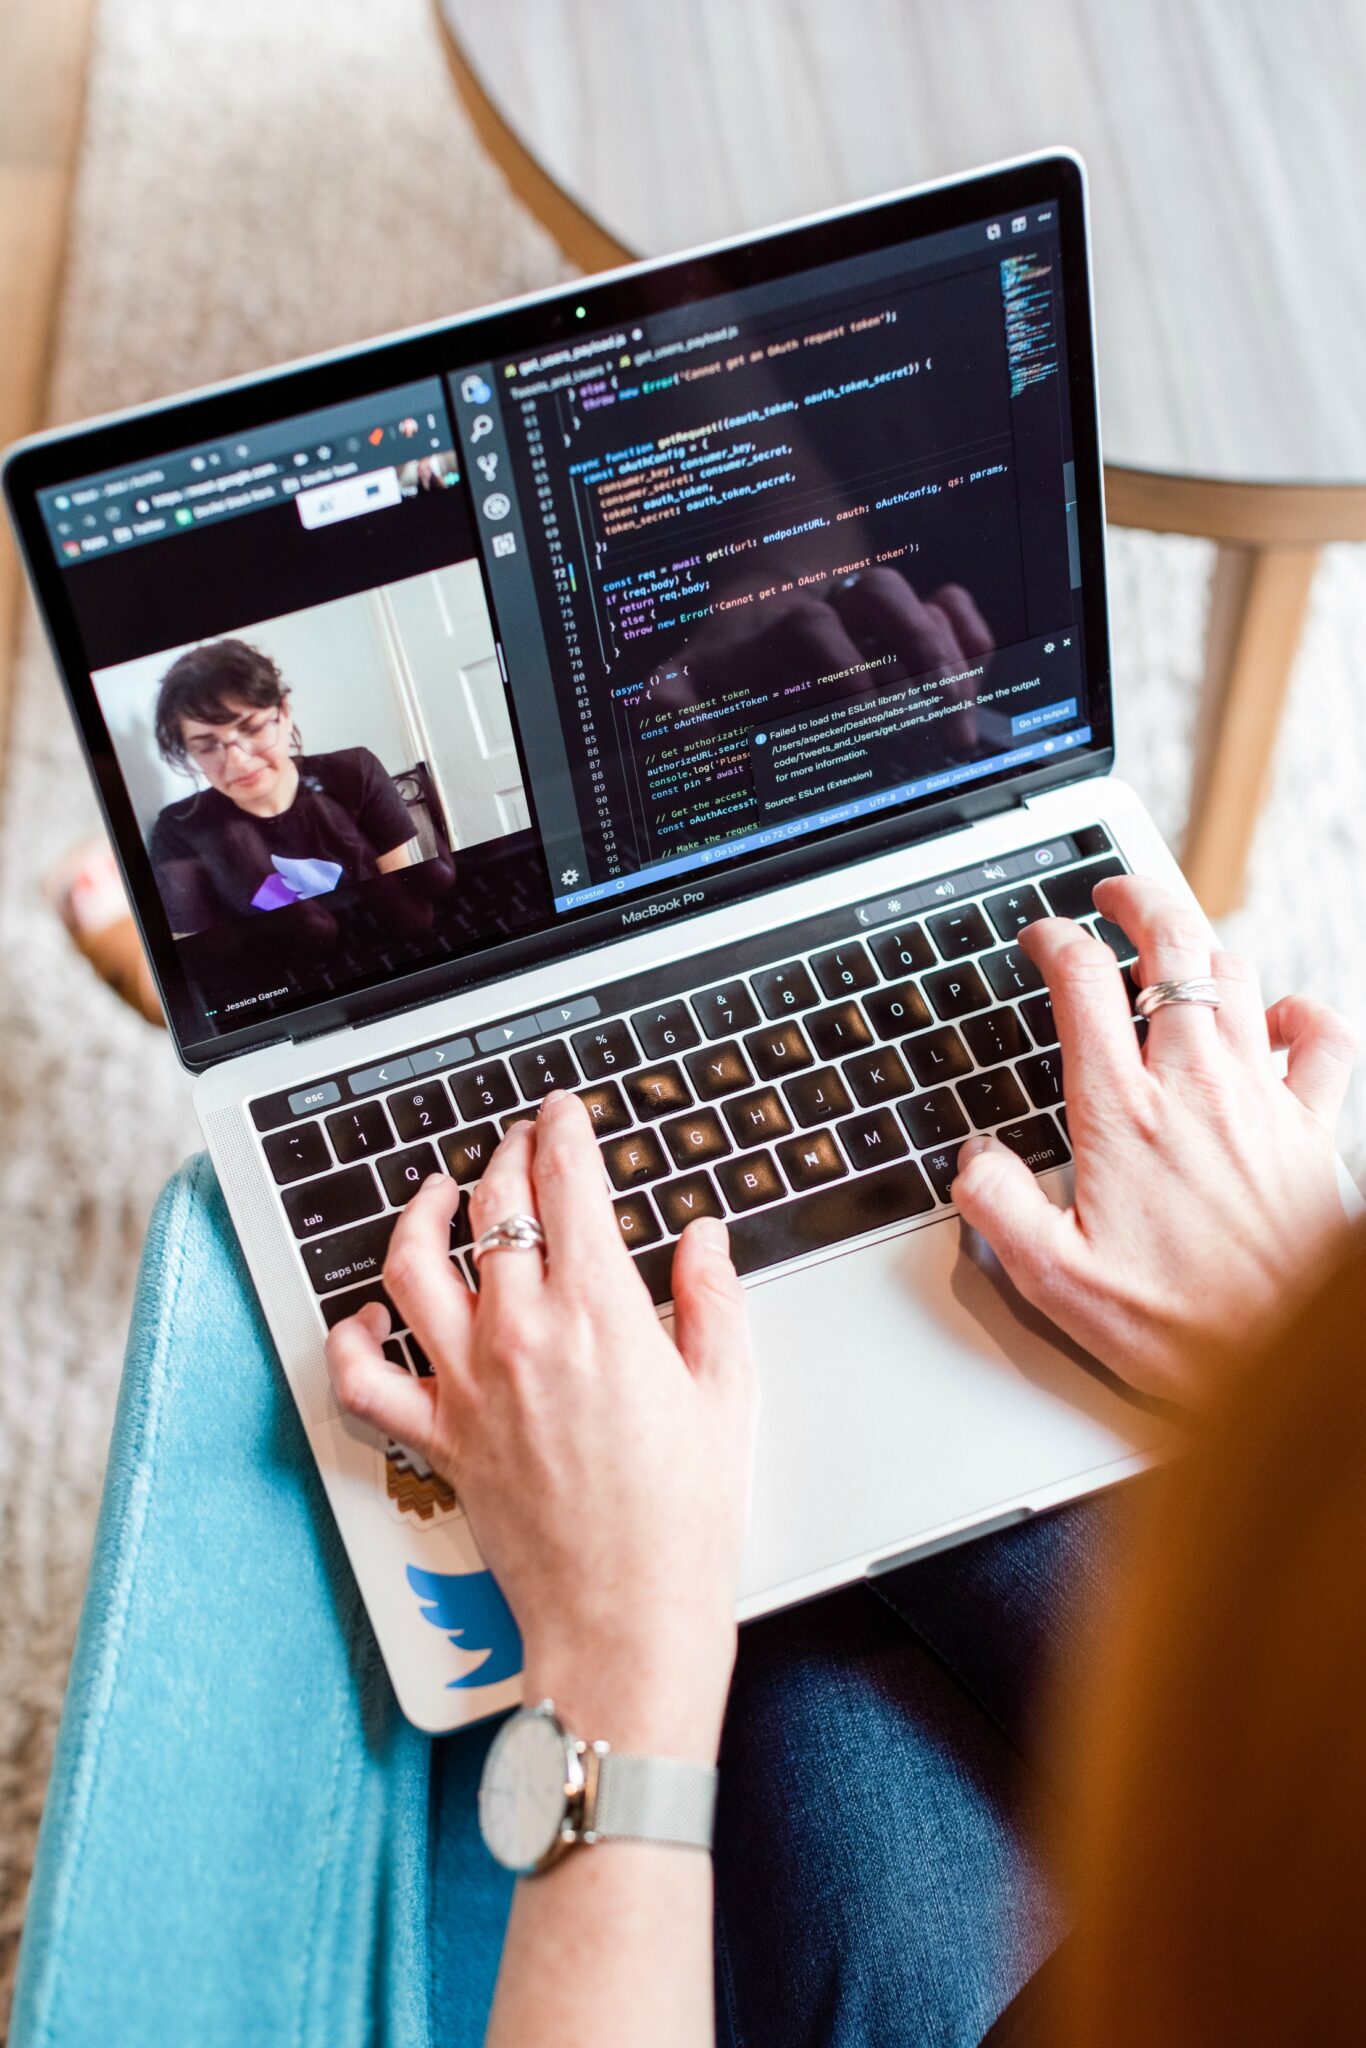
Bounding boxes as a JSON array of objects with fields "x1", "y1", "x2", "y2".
[{"x1": 590, "y1": 1750, "x2": 718, "y2": 1852}]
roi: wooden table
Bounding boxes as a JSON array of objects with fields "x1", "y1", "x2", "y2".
[{"x1": 437, "y1": 0, "x2": 1366, "y2": 914}]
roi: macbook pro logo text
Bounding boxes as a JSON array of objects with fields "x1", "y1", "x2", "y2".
[{"x1": 620, "y1": 888, "x2": 706, "y2": 928}]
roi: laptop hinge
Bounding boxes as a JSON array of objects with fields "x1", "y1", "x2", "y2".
[{"x1": 290, "y1": 1014, "x2": 357, "y2": 1046}]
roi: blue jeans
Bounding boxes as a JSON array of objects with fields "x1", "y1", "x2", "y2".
[
  {"x1": 709, "y1": 1502, "x2": 1117, "y2": 2047},
  {"x1": 14, "y1": 1158, "x2": 1116, "y2": 2047}
]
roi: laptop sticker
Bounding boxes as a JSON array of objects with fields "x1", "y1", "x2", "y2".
[
  {"x1": 384, "y1": 1438, "x2": 462, "y2": 1524},
  {"x1": 407, "y1": 1563, "x2": 523, "y2": 1690}
]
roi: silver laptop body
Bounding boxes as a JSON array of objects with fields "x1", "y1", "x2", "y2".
[{"x1": 7, "y1": 150, "x2": 1180, "y2": 1729}]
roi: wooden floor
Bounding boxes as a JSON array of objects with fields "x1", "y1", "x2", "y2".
[{"x1": 0, "y1": 0, "x2": 97, "y2": 772}]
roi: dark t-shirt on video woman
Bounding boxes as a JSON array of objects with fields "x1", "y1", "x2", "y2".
[{"x1": 149, "y1": 746, "x2": 414, "y2": 933}]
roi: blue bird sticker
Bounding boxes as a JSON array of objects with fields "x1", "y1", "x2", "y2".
[{"x1": 407, "y1": 1564, "x2": 523, "y2": 1689}]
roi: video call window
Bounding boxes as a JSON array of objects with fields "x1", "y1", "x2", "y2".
[{"x1": 92, "y1": 562, "x2": 531, "y2": 941}]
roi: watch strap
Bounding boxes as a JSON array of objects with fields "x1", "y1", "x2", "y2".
[{"x1": 591, "y1": 1750, "x2": 718, "y2": 1852}]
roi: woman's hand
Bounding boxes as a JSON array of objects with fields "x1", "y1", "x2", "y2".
[
  {"x1": 325, "y1": 1092, "x2": 757, "y2": 1762},
  {"x1": 952, "y1": 874, "x2": 1357, "y2": 1405}
]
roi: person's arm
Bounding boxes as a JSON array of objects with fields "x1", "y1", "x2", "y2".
[
  {"x1": 375, "y1": 838, "x2": 418, "y2": 873},
  {"x1": 343, "y1": 746, "x2": 425, "y2": 873},
  {"x1": 951, "y1": 872, "x2": 1357, "y2": 1404},
  {"x1": 326, "y1": 1096, "x2": 755, "y2": 2048},
  {"x1": 149, "y1": 807, "x2": 216, "y2": 936}
]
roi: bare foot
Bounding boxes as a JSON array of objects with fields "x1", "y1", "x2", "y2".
[{"x1": 45, "y1": 840, "x2": 165, "y2": 1028}]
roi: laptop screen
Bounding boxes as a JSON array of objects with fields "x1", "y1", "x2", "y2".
[{"x1": 10, "y1": 156, "x2": 1110, "y2": 1060}]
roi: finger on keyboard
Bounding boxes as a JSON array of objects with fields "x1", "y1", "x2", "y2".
[
  {"x1": 1019, "y1": 916, "x2": 1141, "y2": 1118},
  {"x1": 533, "y1": 1092, "x2": 630, "y2": 1270},
  {"x1": 383, "y1": 1176, "x2": 474, "y2": 1366}
]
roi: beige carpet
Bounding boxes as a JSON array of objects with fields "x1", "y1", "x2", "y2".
[{"x1": 1, "y1": 0, "x2": 1363, "y2": 2027}]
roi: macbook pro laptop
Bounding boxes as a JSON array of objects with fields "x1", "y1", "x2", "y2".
[{"x1": 6, "y1": 150, "x2": 1182, "y2": 1731}]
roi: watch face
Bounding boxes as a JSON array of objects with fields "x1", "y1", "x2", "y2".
[{"x1": 479, "y1": 1708, "x2": 575, "y2": 1872}]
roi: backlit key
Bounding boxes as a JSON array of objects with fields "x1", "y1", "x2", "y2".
[
  {"x1": 439, "y1": 1123, "x2": 499, "y2": 1183},
  {"x1": 923, "y1": 964, "x2": 991, "y2": 1021},
  {"x1": 387, "y1": 1084, "x2": 455, "y2": 1143},
  {"x1": 511, "y1": 1039, "x2": 579, "y2": 1099},
  {"x1": 632, "y1": 1001, "x2": 701, "y2": 1059},
  {"x1": 716, "y1": 1150, "x2": 784, "y2": 1212},
  {"x1": 962, "y1": 1008, "x2": 1030, "y2": 1066},
  {"x1": 776, "y1": 1129, "x2": 847, "y2": 1193},
  {"x1": 927, "y1": 905, "x2": 994, "y2": 958},
  {"x1": 984, "y1": 883, "x2": 1046, "y2": 940},
  {"x1": 836, "y1": 1108, "x2": 909, "y2": 1169},
  {"x1": 661, "y1": 1108, "x2": 730, "y2": 1169},
  {"x1": 656, "y1": 1172, "x2": 726, "y2": 1234},
  {"x1": 613, "y1": 1192, "x2": 663, "y2": 1247},
  {"x1": 378, "y1": 1143, "x2": 441, "y2": 1206},
  {"x1": 283, "y1": 1164, "x2": 382, "y2": 1240},
  {"x1": 745, "y1": 1020, "x2": 814, "y2": 1080},
  {"x1": 601, "y1": 1129, "x2": 670, "y2": 1189},
  {"x1": 691, "y1": 982, "x2": 760, "y2": 1039},
  {"x1": 326, "y1": 1100, "x2": 394, "y2": 1162},
  {"x1": 263, "y1": 1122, "x2": 330, "y2": 1185},
  {"x1": 452, "y1": 1063, "x2": 516, "y2": 1118},
  {"x1": 685, "y1": 1041, "x2": 754, "y2": 1100},
  {"x1": 982, "y1": 947, "x2": 1044, "y2": 1000},
  {"x1": 806, "y1": 1001, "x2": 873, "y2": 1060},
  {"x1": 782, "y1": 1067, "x2": 853, "y2": 1128},
  {"x1": 864, "y1": 981, "x2": 932, "y2": 1039},
  {"x1": 899, "y1": 1090, "x2": 969, "y2": 1151},
  {"x1": 958, "y1": 1067, "x2": 1030, "y2": 1129},
  {"x1": 869, "y1": 925, "x2": 934, "y2": 978},
  {"x1": 902, "y1": 1025, "x2": 972, "y2": 1087},
  {"x1": 750, "y1": 961, "x2": 819, "y2": 1017},
  {"x1": 577, "y1": 1081, "x2": 632, "y2": 1135},
  {"x1": 623, "y1": 1062, "x2": 692, "y2": 1121},
  {"x1": 573, "y1": 1019, "x2": 640, "y2": 1079},
  {"x1": 842, "y1": 1046, "x2": 913, "y2": 1107},
  {"x1": 723, "y1": 1087, "x2": 793, "y2": 1149},
  {"x1": 810, "y1": 942, "x2": 876, "y2": 997}
]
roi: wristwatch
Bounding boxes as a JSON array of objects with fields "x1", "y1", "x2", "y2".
[{"x1": 477, "y1": 1699, "x2": 719, "y2": 1874}]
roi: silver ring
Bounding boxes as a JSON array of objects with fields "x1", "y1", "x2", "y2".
[
  {"x1": 1134, "y1": 977, "x2": 1222, "y2": 1019},
  {"x1": 470, "y1": 1213, "x2": 546, "y2": 1265}
]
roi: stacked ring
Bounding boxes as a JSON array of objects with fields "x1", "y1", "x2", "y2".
[
  {"x1": 1134, "y1": 977, "x2": 1222, "y2": 1019},
  {"x1": 470, "y1": 1213, "x2": 547, "y2": 1264}
]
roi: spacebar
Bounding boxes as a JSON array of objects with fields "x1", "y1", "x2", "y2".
[{"x1": 632, "y1": 1161, "x2": 936, "y2": 1305}]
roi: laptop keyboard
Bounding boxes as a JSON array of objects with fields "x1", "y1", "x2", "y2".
[{"x1": 249, "y1": 825, "x2": 1135, "y2": 1366}]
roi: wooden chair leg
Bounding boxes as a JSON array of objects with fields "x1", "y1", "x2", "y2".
[{"x1": 1181, "y1": 541, "x2": 1320, "y2": 918}]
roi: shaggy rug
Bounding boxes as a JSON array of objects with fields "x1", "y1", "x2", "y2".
[{"x1": 1, "y1": 0, "x2": 1363, "y2": 2028}]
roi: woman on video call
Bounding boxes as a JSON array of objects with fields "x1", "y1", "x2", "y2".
[{"x1": 148, "y1": 637, "x2": 419, "y2": 935}]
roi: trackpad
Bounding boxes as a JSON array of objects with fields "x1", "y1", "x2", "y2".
[{"x1": 729, "y1": 1191, "x2": 1166, "y2": 1605}]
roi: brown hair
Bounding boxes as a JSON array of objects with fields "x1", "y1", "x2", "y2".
[
  {"x1": 1055, "y1": 1223, "x2": 1366, "y2": 2046},
  {"x1": 154, "y1": 637, "x2": 290, "y2": 768}
]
